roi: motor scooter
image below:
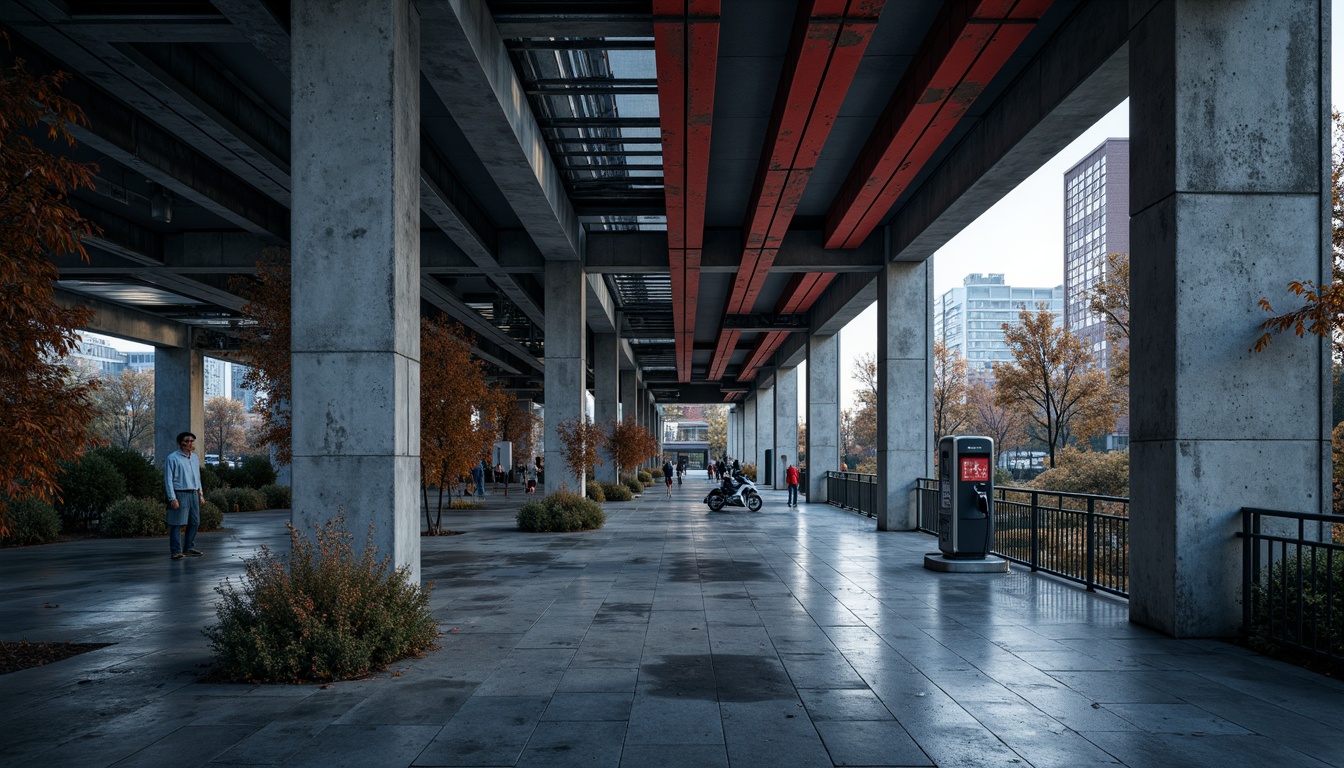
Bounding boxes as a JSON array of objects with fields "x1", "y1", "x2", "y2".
[{"x1": 703, "y1": 471, "x2": 763, "y2": 512}]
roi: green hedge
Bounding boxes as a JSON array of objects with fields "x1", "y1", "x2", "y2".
[
  {"x1": 516, "y1": 490, "x2": 605, "y2": 532},
  {"x1": 585, "y1": 481, "x2": 605, "y2": 503},
  {"x1": 622, "y1": 476, "x2": 644, "y2": 495},
  {"x1": 260, "y1": 484, "x2": 291, "y2": 509},
  {"x1": 648, "y1": 467, "x2": 663, "y2": 479},
  {"x1": 212, "y1": 487, "x2": 267, "y2": 513},
  {"x1": 1, "y1": 498, "x2": 61, "y2": 546},
  {"x1": 57, "y1": 453, "x2": 125, "y2": 529},
  {"x1": 637, "y1": 471, "x2": 653, "y2": 486},
  {"x1": 1249, "y1": 551, "x2": 1344, "y2": 659},
  {"x1": 200, "y1": 500, "x2": 224, "y2": 530},
  {"x1": 600, "y1": 483, "x2": 633, "y2": 502},
  {"x1": 102, "y1": 498, "x2": 164, "y2": 537},
  {"x1": 235, "y1": 455, "x2": 278, "y2": 488},
  {"x1": 92, "y1": 447, "x2": 160, "y2": 501}
]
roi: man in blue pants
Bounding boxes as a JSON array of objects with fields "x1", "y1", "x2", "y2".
[{"x1": 164, "y1": 431, "x2": 205, "y2": 560}]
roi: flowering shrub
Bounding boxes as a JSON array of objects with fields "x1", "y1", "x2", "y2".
[
  {"x1": 516, "y1": 490, "x2": 605, "y2": 532},
  {"x1": 204, "y1": 516, "x2": 438, "y2": 683}
]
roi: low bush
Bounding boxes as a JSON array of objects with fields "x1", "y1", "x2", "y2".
[
  {"x1": 637, "y1": 471, "x2": 653, "y2": 486},
  {"x1": 200, "y1": 500, "x2": 224, "y2": 531},
  {"x1": 600, "y1": 482, "x2": 633, "y2": 502},
  {"x1": 201, "y1": 465, "x2": 223, "y2": 492},
  {"x1": 622, "y1": 476, "x2": 644, "y2": 495},
  {"x1": 56, "y1": 453, "x2": 126, "y2": 530},
  {"x1": 516, "y1": 490, "x2": 605, "y2": 532},
  {"x1": 448, "y1": 499, "x2": 483, "y2": 510},
  {"x1": 102, "y1": 498, "x2": 164, "y2": 538},
  {"x1": 235, "y1": 455, "x2": 278, "y2": 489},
  {"x1": 206, "y1": 490, "x2": 230, "y2": 514},
  {"x1": 1249, "y1": 551, "x2": 1344, "y2": 659},
  {"x1": 0, "y1": 498, "x2": 61, "y2": 546},
  {"x1": 92, "y1": 447, "x2": 160, "y2": 500},
  {"x1": 742, "y1": 463, "x2": 757, "y2": 482},
  {"x1": 1030, "y1": 449, "x2": 1129, "y2": 497},
  {"x1": 585, "y1": 481, "x2": 605, "y2": 503},
  {"x1": 648, "y1": 467, "x2": 663, "y2": 480},
  {"x1": 221, "y1": 487, "x2": 267, "y2": 513},
  {"x1": 205, "y1": 516, "x2": 438, "y2": 683},
  {"x1": 260, "y1": 484, "x2": 291, "y2": 510}
]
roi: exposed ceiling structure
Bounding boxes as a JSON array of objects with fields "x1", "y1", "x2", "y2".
[{"x1": 4, "y1": 0, "x2": 1126, "y2": 403}]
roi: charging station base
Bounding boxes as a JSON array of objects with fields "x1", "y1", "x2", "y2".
[{"x1": 923, "y1": 553, "x2": 1010, "y2": 573}]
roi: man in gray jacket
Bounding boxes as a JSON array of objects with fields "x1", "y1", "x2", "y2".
[{"x1": 163, "y1": 431, "x2": 204, "y2": 560}]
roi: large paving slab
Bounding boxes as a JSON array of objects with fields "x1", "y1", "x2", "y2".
[{"x1": 2, "y1": 475, "x2": 1341, "y2": 767}]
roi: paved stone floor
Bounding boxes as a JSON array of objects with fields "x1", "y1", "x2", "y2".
[{"x1": 2, "y1": 475, "x2": 1342, "y2": 767}]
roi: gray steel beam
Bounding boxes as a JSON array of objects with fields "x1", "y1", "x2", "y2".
[
  {"x1": 211, "y1": 0, "x2": 291, "y2": 76},
  {"x1": 420, "y1": 277, "x2": 544, "y2": 373}
]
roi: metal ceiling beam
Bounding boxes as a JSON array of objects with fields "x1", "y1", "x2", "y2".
[
  {"x1": 420, "y1": 277, "x2": 545, "y2": 373},
  {"x1": 584, "y1": 228, "x2": 884, "y2": 274},
  {"x1": 825, "y1": 0, "x2": 1056, "y2": 249},
  {"x1": 210, "y1": 0, "x2": 291, "y2": 76},
  {"x1": 707, "y1": 0, "x2": 883, "y2": 382},
  {"x1": 654, "y1": 0, "x2": 719, "y2": 382}
]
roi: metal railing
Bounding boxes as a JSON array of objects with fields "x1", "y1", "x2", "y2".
[
  {"x1": 1239, "y1": 508, "x2": 1344, "y2": 662},
  {"x1": 826, "y1": 471, "x2": 878, "y2": 517},
  {"x1": 916, "y1": 477, "x2": 1130, "y2": 596}
]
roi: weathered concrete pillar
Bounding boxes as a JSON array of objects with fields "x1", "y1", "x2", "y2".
[
  {"x1": 290, "y1": 0, "x2": 420, "y2": 580},
  {"x1": 543, "y1": 260, "x2": 588, "y2": 492},
  {"x1": 1129, "y1": 0, "x2": 1331, "y2": 636},
  {"x1": 756, "y1": 384, "x2": 775, "y2": 485},
  {"x1": 774, "y1": 366, "x2": 799, "y2": 490},
  {"x1": 743, "y1": 395, "x2": 757, "y2": 477},
  {"x1": 593, "y1": 333, "x2": 619, "y2": 482},
  {"x1": 620, "y1": 369, "x2": 637, "y2": 424},
  {"x1": 806, "y1": 333, "x2": 840, "y2": 502},
  {"x1": 517, "y1": 397, "x2": 537, "y2": 470},
  {"x1": 875, "y1": 260, "x2": 933, "y2": 532},
  {"x1": 154, "y1": 347, "x2": 204, "y2": 465}
]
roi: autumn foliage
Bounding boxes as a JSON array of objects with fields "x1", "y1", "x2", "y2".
[
  {"x1": 0, "y1": 48, "x2": 101, "y2": 535},
  {"x1": 420, "y1": 316, "x2": 508, "y2": 532},
  {"x1": 604, "y1": 418, "x2": 659, "y2": 479},
  {"x1": 231, "y1": 249, "x2": 291, "y2": 464},
  {"x1": 555, "y1": 417, "x2": 605, "y2": 490}
]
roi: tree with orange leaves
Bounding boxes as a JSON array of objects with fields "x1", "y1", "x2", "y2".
[
  {"x1": 555, "y1": 417, "x2": 605, "y2": 490},
  {"x1": 230, "y1": 248, "x2": 291, "y2": 464},
  {"x1": 496, "y1": 400, "x2": 539, "y2": 472},
  {"x1": 420, "y1": 316, "x2": 508, "y2": 532},
  {"x1": 0, "y1": 48, "x2": 101, "y2": 535},
  {"x1": 604, "y1": 418, "x2": 658, "y2": 480}
]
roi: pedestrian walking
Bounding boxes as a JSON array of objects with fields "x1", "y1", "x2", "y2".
[
  {"x1": 163, "y1": 431, "x2": 204, "y2": 560},
  {"x1": 662, "y1": 459, "x2": 675, "y2": 497},
  {"x1": 785, "y1": 456, "x2": 800, "y2": 508}
]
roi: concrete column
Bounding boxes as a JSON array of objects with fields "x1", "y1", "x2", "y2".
[
  {"x1": 876, "y1": 260, "x2": 933, "y2": 532},
  {"x1": 543, "y1": 260, "x2": 588, "y2": 492},
  {"x1": 290, "y1": 0, "x2": 421, "y2": 580},
  {"x1": 806, "y1": 333, "x2": 840, "y2": 501},
  {"x1": 756, "y1": 384, "x2": 775, "y2": 485},
  {"x1": 593, "y1": 333, "x2": 619, "y2": 482},
  {"x1": 620, "y1": 369, "x2": 637, "y2": 424},
  {"x1": 774, "y1": 366, "x2": 799, "y2": 490},
  {"x1": 743, "y1": 395, "x2": 757, "y2": 476},
  {"x1": 154, "y1": 347, "x2": 204, "y2": 465},
  {"x1": 1129, "y1": 0, "x2": 1330, "y2": 636},
  {"x1": 517, "y1": 397, "x2": 537, "y2": 470}
]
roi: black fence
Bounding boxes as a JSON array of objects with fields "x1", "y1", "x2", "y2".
[
  {"x1": 825, "y1": 471, "x2": 878, "y2": 517},
  {"x1": 1239, "y1": 507, "x2": 1344, "y2": 663}
]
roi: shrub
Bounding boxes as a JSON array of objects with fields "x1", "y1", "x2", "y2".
[
  {"x1": 200, "y1": 500, "x2": 224, "y2": 531},
  {"x1": 1030, "y1": 448, "x2": 1129, "y2": 497},
  {"x1": 235, "y1": 455, "x2": 278, "y2": 489},
  {"x1": 637, "y1": 471, "x2": 653, "y2": 486},
  {"x1": 206, "y1": 490, "x2": 230, "y2": 514},
  {"x1": 201, "y1": 465, "x2": 222, "y2": 492},
  {"x1": 102, "y1": 498, "x2": 164, "y2": 538},
  {"x1": 600, "y1": 482, "x2": 633, "y2": 502},
  {"x1": 212, "y1": 462, "x2": 240, "y2": 488},
  {"x1": 92, "y1": 447, "x2": 160, "y2": 500},
  {"x1": 994, "y1": 467, "x2": 1014, "y2": 488},
  {"x1": 742, "y1": 463, "x2": 757, "y2": 481},
  {"x1": 585, "y1": 481, "x2": 605, "y2": 503},
  {"x1": 0, "y1": 498, "x2": 61, "y2": 546},
  {"x1": 622, "y1": 476, "x2": 644, "y2": 495},
  {"x1": 1249, "y1": 551, "x2": 1344, "y2": 659},
  {"x1": 516, "y1": 490, "x2": 605, "y2": 532},
  {"x1": 56, "y1": 453, "x2": 126, "y2": 530},
  {"x1": 260, "y1": 484, "x2": 291, "y2": 509},
  {"x1": 448, "y1": 499, "x2": 483, "y2": 510},
  {"x1": 204, "y1": 516, "x2": 438, "y2": 683},
  {"x1": 220, "y1": 487, "x2": 267, "y2": 513},
  {"x1": 648, "y1": 467, "x2": 663, "y2": 480}
]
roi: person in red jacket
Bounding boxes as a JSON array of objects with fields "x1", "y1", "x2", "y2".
[{"x1": 784, "y1": 457, "x2": 800, "y2": 508}]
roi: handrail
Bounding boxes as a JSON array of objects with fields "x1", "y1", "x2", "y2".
[{"x1": 1239, "y1": 507, "x2": 1343, "y2": 663}]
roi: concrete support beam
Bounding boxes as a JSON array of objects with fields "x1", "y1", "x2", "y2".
[
  {"x1": 61, "y1": 289, "x2": 192, "y2": 349},
  {"x1": 876, "y1": 261, "x2": 933, "y2": 532},
  {"x1": 620, "y1": 369, "x2": 638, "y2": 424},
  {"x1": 774, "y1": 366, "x2": 799, "y2": 490},
  {"x1": 756, "y1": 385, "x2": 775, "y2": 486},
  {"x1": 543, "y1": 260, "x2": 587, "y2": 491},
  {"x1": 593, "y1": 333, "x2": 619, "y2": 482},
  {"x1": 1128, "y1": 0, "x2": 1331, "y2": 637},
  {"x1": 744, "y1": 396, "x2": 757, "y2": 477},
  {"x1": 806, "y1": 334, "x2": 840, "y2": 502},
  {"x1": 290, "y1": 0, "x2": 421, "y2": 581},
  {"x1": 154, "y1": 347, "x2": 204, "y2": 467}
]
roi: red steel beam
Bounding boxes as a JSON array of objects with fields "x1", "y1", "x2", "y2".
[
  {"x1": 825, "y1": 0, "x2": 1054, "y2": 249},
  {"x1": 655, "y1": 0, "x2": 719, "y2": 382},
  {"x1": 736, "y1": 272, "x2": 837, "y2": 382},
  {"x1": 706, "y1": 0, "x2": 884, "y2": 381}
]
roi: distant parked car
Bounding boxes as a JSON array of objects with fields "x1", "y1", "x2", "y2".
[{"x1": 204, "y1": 454, "x2": 221, "y2": 466}]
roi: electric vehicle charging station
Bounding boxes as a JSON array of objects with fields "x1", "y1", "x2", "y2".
[{"x1": 925, "y1": 436, "x2": 1008, "y2": 573}]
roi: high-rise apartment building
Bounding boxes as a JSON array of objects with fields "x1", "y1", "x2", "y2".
[
  {"x1": 1063, "y1": 138, "x2": 1129, "y2": 370},
  {"x1": 935, "y1": 274, "x2": 1064, "y2": 382}
]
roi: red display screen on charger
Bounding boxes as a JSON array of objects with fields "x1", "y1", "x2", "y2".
[{"x1": 960, "y1": 457, "x2": 990, "y2": 482}]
